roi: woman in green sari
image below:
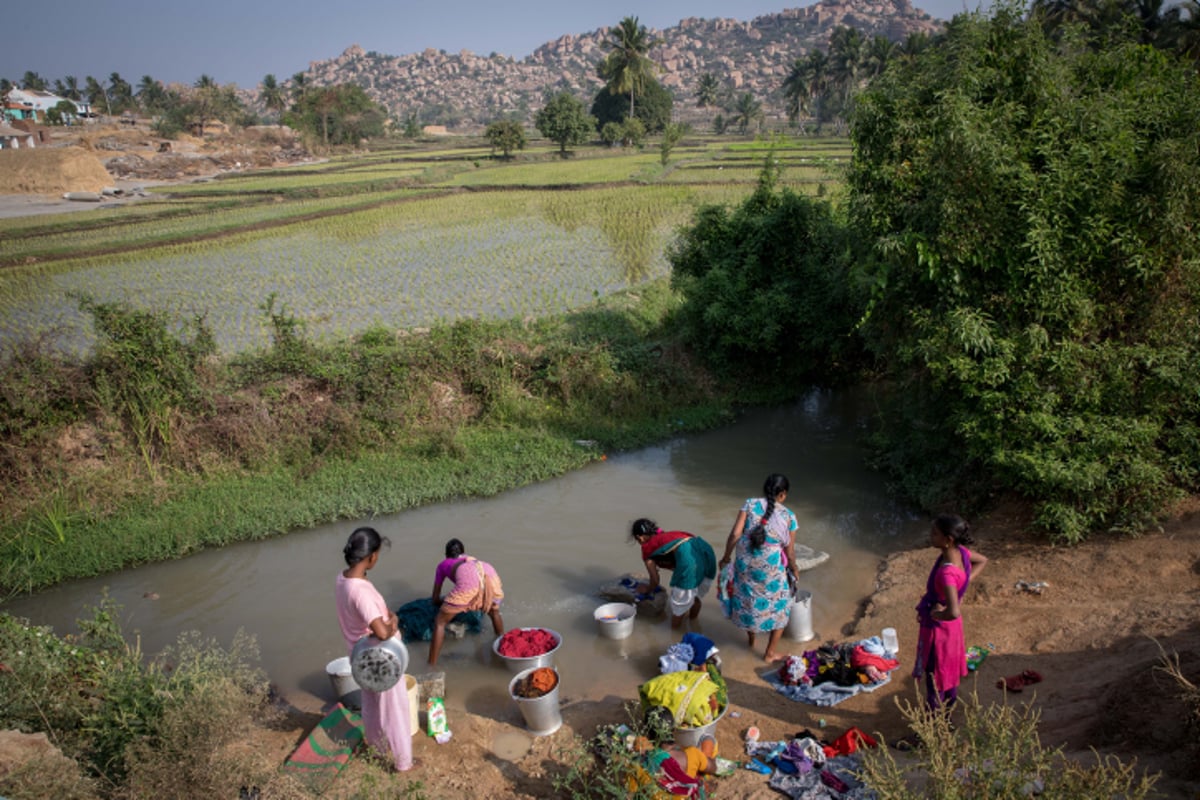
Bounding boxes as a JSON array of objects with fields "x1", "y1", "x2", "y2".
[{"x1": 631, "y1": 518, "x2": 718, "y2": 629}]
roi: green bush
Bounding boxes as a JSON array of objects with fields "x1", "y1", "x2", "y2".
[
  {"x1": 668, "y1": 162, "x2": 864, "y2": 385},
  {"x1": 0, "y1": 597, "x2": 270, "y2": 792},
  {"x1": 860, "y1": 694, "x2": 1158, "y2": 799},
  {"x1": 847, "y1": 5, "x2": 1200, "y2": 540}
]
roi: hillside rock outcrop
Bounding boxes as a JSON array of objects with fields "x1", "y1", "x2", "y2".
[{"x1": 270, "y1": 0, "x2": 942, "y2": 129}]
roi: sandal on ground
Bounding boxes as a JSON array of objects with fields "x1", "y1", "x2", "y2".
[
  {"x1": 997, "y1": 673, "x2": 1025, "y2": 691},
  {"x1": 891, "y1": 736, "x2": 920, "y2": 751},
  {"x1": 1020, "y1": 669, "x2": 1043, "y2": 686}
]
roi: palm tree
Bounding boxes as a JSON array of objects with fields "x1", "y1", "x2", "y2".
[
  {"x1": 21, "y1": 71, "x2": 47, "y2": 91},
  {"x1": 782, "y1": 49, "x2": 829, "y2": 128},
  {"x1": 696, "y1": 73, "x2": 720, "y2": 108},
  {"x1": 137, "y1": 75, "x2": 167, "y2": 114},
  {"x1": 290, "y1": 72, "x2": 309, "y2": 104},
  {"x1": 260, "y1": 74, "x2": 286, "y2": 118},
  {"x1": 85, "y1": 76, "x2": 111, "y2": 116},
  {"x1": 897, "y1": 31, "x2": 932, "y2": 61},
  {"x1": 827, "y1": 26, "x2": 865, "y2": 102},
  {"x1": 732, "y1": 92, "x2": 764, "y2": 135},
  {"x1": 863, "y1": 35, "x2": 897, "y2": 79},
  {"x1": 109, "y1": 72, "x2": 133, "y2": 113},
  {"x1": 62, "y1": 75, "x2": 81, "y2": 101},
  {"x1": 600, "y1": 16, "x2": 662, "y2": 118}
]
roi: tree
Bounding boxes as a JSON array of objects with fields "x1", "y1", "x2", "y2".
[
  {"x1": 21, "y1": 71, "x2": 46, "y2": 91},
  {"x1": 659, "y1": 122, "x2": 689, "y2": 165},
  {"x1": 782, "y1": 49, "x2": 830, "y2": 128},
  {"x1": 484, "y1": 119, "x2": 526, "y2": 157},
  {"x1": 669, "y1": 169, "x2": 862, "y2": 380},
  {"x1": 137, "y1": 75, "x2": 168, "y2": 115},
  {"x1": 45, "y1": 99, "x2": 79, "y2": 125},
  {"x1": 534, "y1": 92, "x2": 595, "y2": 155},
  {"x1": 696, "y1": 73, "x2": 720, "y2": 108},
  {"x1": 85, "y1": 76, "x2": 111, "y2": 116},
  {"x1": 599, "y1": 16, "x2": 662, "y2": 119},
  {"x1": 402, "y1": 112, "x2": 421, "y2": 139},
  {"x1": 732, "y1": 93, "x2": 764, "y2": 134},
  {"x1": 290, "y1": 72, "x2": 309, "y2": 104},
  {"x1": 848, "y1": 2, "x2": 1200, "y2": 540},
  {"x1": 591, "y1": 77, "x2": 673, "y2": 134},
  {"x1": 108, "y1": 72, "x2": 134, "y2": 113},
  {"x1": 285, "y1": 84, "x2": 386, "y2": 147},
  {"x1": 54, "y1": 76, "x2": 81, "y2": 101},
  {"x1": 260, "y1": 74, "x2": 286, "y2": 119}
]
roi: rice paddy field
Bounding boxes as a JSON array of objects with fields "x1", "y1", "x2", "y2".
[{"x1": 0, "y1": 134, "x2": 850, "y2": 355}]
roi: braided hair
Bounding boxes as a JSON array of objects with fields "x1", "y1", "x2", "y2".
[
  {"x1": 749, "y1": 473, "x2": 790, "y2": 551},
  {"x1": 343, "y1": 526, "x2": 390, "y2": 566},
  {"x1": 933, "y1": 514, "x2": 973, "y2": 546}
]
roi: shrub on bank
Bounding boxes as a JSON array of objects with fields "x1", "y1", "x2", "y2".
[
  {"x1": 0, "y1": 280, "x2": 727, "y2": 595},
  {"x1": 860, "y1": 694, "x2": 1158, "y2": 799}
]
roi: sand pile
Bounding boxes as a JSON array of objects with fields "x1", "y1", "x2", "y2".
[{"x1": 1, "y1": 146, "x2": 114, "y2": 195}]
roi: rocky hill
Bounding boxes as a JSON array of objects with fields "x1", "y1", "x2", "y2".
[{"x1": 282, "y1": 0, "x2": 943, "y2": 130}]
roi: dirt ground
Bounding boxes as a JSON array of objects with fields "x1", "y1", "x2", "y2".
[
  {"x1": 0, "y1": 123, "x2": 312, "y2": 219},
  {"x1": 247, "y1": 499, "x2": 1197, "y2": 799}
]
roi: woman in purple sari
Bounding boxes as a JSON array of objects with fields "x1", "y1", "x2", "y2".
[{"x1": 913, "y1": 514, "x2": 988, "y2": 713}]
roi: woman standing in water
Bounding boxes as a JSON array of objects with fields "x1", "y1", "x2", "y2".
[
  {"x1": 429, "y1": 538, "x2": 504, "y2": 666},
  {"x1": 334, "y1": 526, "x2": 415, "y2": 771},
  {"x1": 718, "y1": 473, "x2": 800, "y2": 662},
  {"x1": 913, "y1": 514, "x2": 988, "y2": 713},
  {"x1": 630, "y1": 518, "x2": 718, "y2": 629}
]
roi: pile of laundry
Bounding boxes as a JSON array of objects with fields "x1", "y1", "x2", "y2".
[
  {"x1": 743, "y1": 726, "x2": 878, "y2": 799},
  {"x1": 767, "y1": 636, "x2": 900, "y2": 707}
]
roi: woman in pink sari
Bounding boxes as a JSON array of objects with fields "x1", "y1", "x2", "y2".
[
  {"x1": 913, "y1": 514, "x2": 988, "y2": 713},
  {"x1": 335, "y1": 526, "x2": 415, "y2": 771}
]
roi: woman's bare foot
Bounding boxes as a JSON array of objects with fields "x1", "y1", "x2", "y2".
[{"x1": 763, "y1": 651, "x2": 787, "y2": 663}]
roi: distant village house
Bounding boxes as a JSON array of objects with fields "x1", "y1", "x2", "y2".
[{"x1": 3, "y1": 88, "x2": 93, "y2": 124}]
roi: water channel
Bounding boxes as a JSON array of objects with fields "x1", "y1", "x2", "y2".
[{"x1": 2, "y1": 390, "x2": 927, "y2": 720}]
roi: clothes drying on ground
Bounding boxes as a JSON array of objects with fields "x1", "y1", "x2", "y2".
[
  {"x1": 765, "y1": 637, "x2": 899, "y2": 707},
  {"x1": 767, "y1": 754, "x2": 873, "y2": 799},
  {"x1": 394, "y1": 598, "x2": 482, "y2": 642}
]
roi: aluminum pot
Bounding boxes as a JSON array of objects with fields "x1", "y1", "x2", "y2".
[{"x1": 350, "y1": 634, "x2": 409, "y2": 692}]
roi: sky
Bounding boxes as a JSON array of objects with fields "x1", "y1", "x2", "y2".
[{"x1": 3, "y1": 0, "x2": 989, "y2": 91}]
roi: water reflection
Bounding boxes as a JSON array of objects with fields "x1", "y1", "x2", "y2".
[{"x1": 1, "y1": 391, "x2": 925, "y2": 716}]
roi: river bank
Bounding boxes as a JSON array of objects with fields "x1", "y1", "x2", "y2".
[{"x1": 232, "y1": 498, "x2": 1198, "y2": 799}]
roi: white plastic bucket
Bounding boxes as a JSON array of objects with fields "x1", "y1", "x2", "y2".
[
  {"x1": 785, "y1": 590, "x2": 815, "y2": 642},
  {"x1": 326, "y1": 656, "x2": 362, "y2": 709},
  {"x1": 509, "y1": 666, "x2": 562, "y2": 736},
  {"x1": 882, "y1": 627, "x2": 899, "y2": 655},
  {"x1": 594, "y1": 602, "x2": 636, "y2": 640},
  {"x1": 326, "y1": 656, "x2": 359, "y2": 699}
]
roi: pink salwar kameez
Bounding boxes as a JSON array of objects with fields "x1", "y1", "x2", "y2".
[{"x1": 335, "y1": 572, "x2": 413, "y2": 770}]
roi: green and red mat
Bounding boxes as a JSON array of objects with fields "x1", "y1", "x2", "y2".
[{"x1": 281, "y1": 703, "x2": 364, "y2": 792}]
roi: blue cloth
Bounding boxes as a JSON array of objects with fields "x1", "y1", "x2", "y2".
[
  {"x1": 394, "y1": 598, "x2": 482, "y2": 642},
  {"x1": 681, "y1": 633, "x2": 717, "y2": 666}
]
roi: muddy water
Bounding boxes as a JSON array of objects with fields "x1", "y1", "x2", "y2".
[{"x1": 2, "y1": 390, "x2": 927, "y2": 721}]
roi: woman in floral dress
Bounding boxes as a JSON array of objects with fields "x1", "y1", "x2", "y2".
[{"x1": 718, "y1": 473, "x2": 800, "y2": 663}]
